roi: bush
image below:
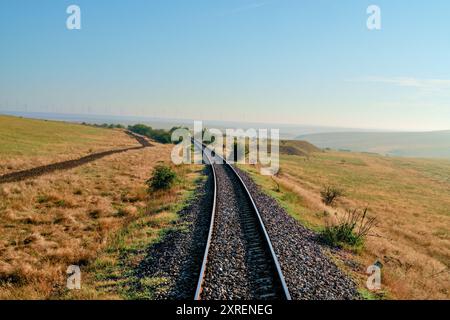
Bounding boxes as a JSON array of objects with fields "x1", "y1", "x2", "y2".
[
  {"x1": 321, "y1": 208, "x2": 376, "y2": 248},
  {"x1": 147, "y1": 165, "x2": 177, "y2": 191},
  {"x1": 320, "y1": 185, "x2": 344, "y2": 206}
]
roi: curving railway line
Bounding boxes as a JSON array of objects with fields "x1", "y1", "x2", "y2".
[{"x1": 193, "y1": 140, "x2": 291, "y2": 300}]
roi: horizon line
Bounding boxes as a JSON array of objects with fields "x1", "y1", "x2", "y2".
[{"x1": 1, "y1": 109, "x2": 448, "y2": 134}]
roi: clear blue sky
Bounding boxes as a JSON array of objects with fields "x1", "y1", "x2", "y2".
[{"x1": 1, "y1": 0, "x2": 449, "y2": 131}]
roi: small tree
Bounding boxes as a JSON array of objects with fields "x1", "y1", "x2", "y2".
[
  {"x1": 147, "y1": 165, "x2": 177, "y2": 191},
  {"x1": 320, "y1": 185, "x2": 344, "y2": 206}
]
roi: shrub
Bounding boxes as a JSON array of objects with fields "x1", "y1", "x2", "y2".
[
  {"x1": 321, "y1": 208, "x2": 376, "y2": 248},
  {"x1": 147, "y1": 165, "x2": 177, "y2": 191},
  {"x1": 320, "y1": 185, "x2": 344, "y2": 206}
]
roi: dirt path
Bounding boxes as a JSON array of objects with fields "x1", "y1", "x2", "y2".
[{"x1": 0, "y1": 131, "x2": 152, "y2": 184}]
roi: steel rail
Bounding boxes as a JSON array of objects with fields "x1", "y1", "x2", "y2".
[
  {"x1": 193, "y1": 140, "x2": 291, "y2": 300},
  {"x1": 193, "y1": 140, "x2": 217, "y2": 300},
  {"x1": 226, "y1": 163, "x2": 292, "y2": 300}
]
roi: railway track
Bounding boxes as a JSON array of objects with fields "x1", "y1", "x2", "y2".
[{"x1": 193, "y1": 140, "x2": 291, "y2": 300}]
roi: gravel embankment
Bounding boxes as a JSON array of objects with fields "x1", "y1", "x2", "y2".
[
  {"x1": 134, "y1": 166, "x2": 214, "y2": 299},
  {"x1": 235, "y1": 167, "x2": 359, "y2": 300}
]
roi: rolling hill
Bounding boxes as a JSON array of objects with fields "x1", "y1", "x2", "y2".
[
  {"x1": 279, "y1": 140, "x2": 322, "y2": 156},
  {"x1": 241, "y1": 148, "x2": 450, "y2": 299},
  {"x1": 0, "y1": 114, "x2": 198, "y2": 300},
  {"x1": 297, "y1": 131, "x2": 450, "y2": 159},
  {"x1": 0, "y1": 115, "x2": 137, "y2": 175}
]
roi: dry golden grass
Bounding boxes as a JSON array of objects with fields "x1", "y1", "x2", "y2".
[
  {"x1": 0, "y1": 140, "x2": 176, "y2": 299},
  {"x1": 241, "y1": 151, "x2": 450, "y2": 300},
  {"x1": 64, "y1": 164, "x2": 203, "y2": 300}
]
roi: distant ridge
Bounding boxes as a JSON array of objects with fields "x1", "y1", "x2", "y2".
[
  {"x1": 0, "y1": 110, "x2": 386, "y2": 140},
  {"x1": 280, "y1": 140, "x2": 322, "y2": 156},
  {"x1": 298, "y1": 131, "x2": 450, "y2": 159}
]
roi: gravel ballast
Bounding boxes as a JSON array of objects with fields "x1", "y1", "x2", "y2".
[
  {"x1": 137, "y1": 162, "x2": 359, "y2": 300},
  {"x1": 200, "y1": 164, "x2": 280, "y2": 300},
  {"x1": 235, "y1": 166, "x2": 359, "y2": 300}
]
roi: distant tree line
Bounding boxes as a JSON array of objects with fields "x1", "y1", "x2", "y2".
[
  {"x1": 128, "y1": 124, "x2": 184, "y2": 144},
  {"x1": 81, "y1": 122, "x2": 186, "y2": 144},
  {"x1": 81, "y1": 122, "x2": 125, "y2": 129}
]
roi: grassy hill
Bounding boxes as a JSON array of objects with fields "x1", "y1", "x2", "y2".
[
  {"x1": 0, "y1": 115, "x2": 134, "y2": 156},
  {"x1": 280, "y1": 140, "x2": 322, "y2": 156},
  {"x1": 298, "y1": 131, "x2": 450, "y2": 159},
  {"x1": 0, "y1": 115, "x2": 137, "y2": 174},
  {"x1": 0, "y1": 114, "x2": 201, "y2": 300},
  {"x1": 241, "y1": 150, "x2": 450, "y2": 299}
]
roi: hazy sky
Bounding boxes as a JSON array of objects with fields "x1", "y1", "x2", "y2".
[{"x1": 1, "y1": 0, "x2": 449, "y2": 131}]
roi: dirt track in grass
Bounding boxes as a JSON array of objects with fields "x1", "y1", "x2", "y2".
[{"x1": 0, "y1": 131, "x2": 152, "y2": 184}]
